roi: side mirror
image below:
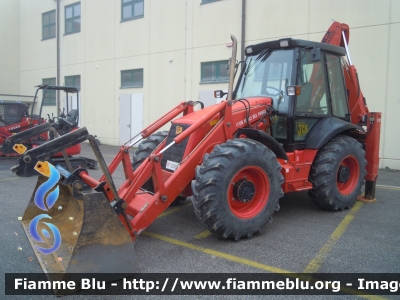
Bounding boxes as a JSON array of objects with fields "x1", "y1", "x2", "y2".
[
  {"x1": 311, "y1": 47, "x2": 321, "y2": 62},
  {"x1": 225, "y1": 59, "x2": 240, "y2": 71},
  {"x1": 214, "y1": 90, "x2": 227, "y2": 98}
]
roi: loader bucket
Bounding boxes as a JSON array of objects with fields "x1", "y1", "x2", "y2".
[{"x1": 20, "y1": 174, "x2": 135, "y2": 293}]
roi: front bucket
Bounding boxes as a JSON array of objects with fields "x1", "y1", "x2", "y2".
[{"x1": 21, "y1": 175, "x2": 135, "y2": 294}]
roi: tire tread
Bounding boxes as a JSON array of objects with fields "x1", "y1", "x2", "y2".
[{"x1": 191, "y1": 139, "x2": 284, "y2": 240}]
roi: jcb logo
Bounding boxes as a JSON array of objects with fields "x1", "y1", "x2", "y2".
[
  {"x1": 175, "y1": 126, "x2": 183, "y2": 135},
  {"x1": 296, "y1": 122, "x2": 309, "y2": 136}
]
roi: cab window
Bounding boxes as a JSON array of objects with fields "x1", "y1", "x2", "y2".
[
  {"x1": 295, "y1": 50, "x2": 329, "y2": 116},
  {"x1": 326, "y1": 54, "x2": 349, "y2": 119},
  {"x1": 236, "y1": 49, "x2": 294, "y2": 114}
]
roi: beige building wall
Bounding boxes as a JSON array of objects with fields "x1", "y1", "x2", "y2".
[
  {"x1": 0, "y1": 0, "x2": 399, "y2": 169},
  {"x1": 0, "y1": 0, "x2": 19, "y2": 95}
]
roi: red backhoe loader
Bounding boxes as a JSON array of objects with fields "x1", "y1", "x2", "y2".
[{"x1": 13, "y1": 22, "x2": 381, "y2": 287}]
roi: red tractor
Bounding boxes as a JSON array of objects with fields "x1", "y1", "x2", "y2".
[
  {"x1": 0, "y1": 100, "x2": 46, "y2": 156},
  {"x1": 14, "y1": 22, "x2": 380, "y2": 279}
]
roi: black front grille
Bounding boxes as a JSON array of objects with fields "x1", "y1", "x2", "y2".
[{"x1": 0, "y1": 103, "x2": 28, "y2": 126}]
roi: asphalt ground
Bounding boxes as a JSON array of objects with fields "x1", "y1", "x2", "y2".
[{"x1": 1, "y1": 142, "x2": 399, "y2": 299}]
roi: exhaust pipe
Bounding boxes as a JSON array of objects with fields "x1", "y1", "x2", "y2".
[{"x1": 227, "y1": 35, "x2": 238, "y2": 102}]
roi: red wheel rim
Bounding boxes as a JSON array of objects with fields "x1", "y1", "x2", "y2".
[
  {"x1": 228, "y1": 166, "x2": 270, "y2": 219},
  {"x1": 336, "y1": 155, "x2": 360, "y2": 195}
]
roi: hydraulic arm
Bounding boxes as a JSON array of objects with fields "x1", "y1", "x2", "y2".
[{"x1": 321, "y1": 21, "x2": 381, "y2": 201}]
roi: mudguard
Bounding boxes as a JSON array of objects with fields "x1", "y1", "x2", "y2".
[{"x1": 305, "y1": 117, "x2": 364, "y2": 149}]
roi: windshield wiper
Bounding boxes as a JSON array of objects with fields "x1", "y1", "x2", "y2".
[
  {"x1": 240, "y1": 58, "x2": 253, "y2": 92},
  {"x1": 256, "y1": 48, "x2": 270, "y2": 63},
  {"x1": 240, "y1": 48, "x2": 271, "y2": 93}
]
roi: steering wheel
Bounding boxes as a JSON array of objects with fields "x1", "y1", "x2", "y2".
[{"x1": 265, "y1": 86, "x2": 282, "y2": 97}]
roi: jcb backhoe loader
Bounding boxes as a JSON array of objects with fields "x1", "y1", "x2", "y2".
[{"x1": 12, "y1": 22, "x2": 381, "y2": 289}]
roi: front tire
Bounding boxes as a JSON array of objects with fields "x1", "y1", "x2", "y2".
[
  {"x1": 132, "y1": 131, "x2": 168, "y2": 191},
  {"x1": 191, "y1": 139, "x2": 284, "y2": 240},
  {"x1": 308, "y1": 135, "x2": 366, "y2": 210},
  {"x1": 131, "y1": 131, "x2": 186, "y2": 205}
]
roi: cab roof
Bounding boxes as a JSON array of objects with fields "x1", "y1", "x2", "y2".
[
  {"x1": 35, "y1": 84, "x2": 79, "y2": 94},
  {"x1": 245, "y1": 38, "x2": 346, "y2": 57}
]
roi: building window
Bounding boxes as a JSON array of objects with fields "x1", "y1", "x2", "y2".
[
  {"x1": 201, "y1": 61, "x2": 229, "y2": 83},
  {"x1": 42, "y1": 78, "x2": 56, "y2": 106},
  {"x1": 65, "y1": 2, "x2": 81, "y2": 34},
  {"x1": 65, "y1": 75, "x2": 81, "y2": 90},
  {"x1": 121, "y1": 69, "x2": 143, "y2": 88},
  {"x1": 201, "y1": 0, "x2": 220, "y2": 4},
  {"x1": 42, "y1": 10, "x2": 56, "y2": 40},
  {"x1": 121, "y1": 0, "x2": 144, "y2": 21}
]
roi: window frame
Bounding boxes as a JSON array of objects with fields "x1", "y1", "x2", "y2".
[
  {"x1": 295, "y1": 49, "x2": 330, "y2": 116},
  {"x1": 121, "y1": 0, "x2": 144, "y2": 22},
  {"x1": 201, "y1": 0, "x2": 220, "y2": 4},
  {"x1": 200, "y1": 60, "x2": 229, "y2": 84},
  {"x1": 65, "y1": 75, "x2": 81, "y2": 91},
  {"x1": 42, "y1": 10, "x2": 56, "y2": 40},
  {"x1": 65, "y1": 2, "x2": 81, "y2": 35},
  {"x1": 42, "y1": 78, "x2": 57, "y2": 106},
  {"x1": 325, "y1": 53, "x2": 350, "y2": 121},
  {"x1": 121, "y1": 69, "x2": 144, "y2": 88}
]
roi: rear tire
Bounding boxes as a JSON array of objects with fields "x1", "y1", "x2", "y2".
[
  {"x1": 191, "y1": 139, "x2": 283, "y2": 240},
  {"x1": 131, "y1": 131, "x2": 186, "y2": 205},
  {"x1": 308, "y1": 135, "x2": 366, "y2": 210}
]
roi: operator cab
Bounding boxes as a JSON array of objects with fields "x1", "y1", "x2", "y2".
[
  {"x1": 32, "y1": 85, "x2": 80, "y2": 134},
  {"x1": 234, "y1": 38, "x2": 349, "y2": 151},
  {"x1": 0, "y1": 101, "x2": 30, "y2": 129}
]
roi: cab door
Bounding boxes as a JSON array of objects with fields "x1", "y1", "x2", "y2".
[
  {"x1": 293, "y1": 49, "x2": 331, "y2": 146},
  {"x1": 293, "y1": 50, "x2": 350, "y2": 148}
]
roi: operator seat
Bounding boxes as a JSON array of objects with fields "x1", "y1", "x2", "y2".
[{"x1": 66, "y1": 109, "x2": 78, "y2": 127}]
